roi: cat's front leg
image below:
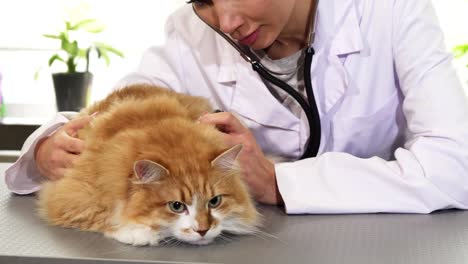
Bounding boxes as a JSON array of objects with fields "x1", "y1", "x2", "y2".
[{"x1": 105, "y1": 224, "x2": 160, "y2": 246}]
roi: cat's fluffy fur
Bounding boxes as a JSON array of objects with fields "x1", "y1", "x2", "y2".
[{"x1": 37, "y1": 84, "x2": 260, "y2": 246}]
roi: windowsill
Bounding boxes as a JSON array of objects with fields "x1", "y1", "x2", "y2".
[
  {"x1": 0, "y1": 150, "x2": 20, "y2": 162},
  {"x1": 1, "y1": 103, "x2": 56, "y2": 124},
  {"x1": 0, "y1": 117, "x2": 48, "y2": 126},
  {"x1": 0, "y1": 104, "x2": 47, "y2": 151}
]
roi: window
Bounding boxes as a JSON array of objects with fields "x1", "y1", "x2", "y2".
[{"x1": 0, "y1": 0, "x2": 186, "y2": 119}]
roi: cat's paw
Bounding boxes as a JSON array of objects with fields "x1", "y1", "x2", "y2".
[{"x1": 106, "y1": 224, "x2": 160, "y2": 246}]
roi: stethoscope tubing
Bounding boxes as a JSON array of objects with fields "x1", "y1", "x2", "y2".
[
  {"x1": 250, "y1": 49, "x2": 320, "y2": 159},
  {"x1": 303, "y1": 47, "x2": 321, "y2": 158}
]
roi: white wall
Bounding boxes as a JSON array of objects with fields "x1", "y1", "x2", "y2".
[
  {"x1": 432, "y1": 0, "x2": 468, "y2": 85},
  {"x1": 0, "y1": 0, "x2": 187, "y2": 118},
  {"x1": 0, "y1": 0, "x2": 467, "y2": 118}
]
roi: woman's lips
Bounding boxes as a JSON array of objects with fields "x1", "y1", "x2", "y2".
[{"x1": 238, "y1": 29, "x2": 259, "y2": 46}]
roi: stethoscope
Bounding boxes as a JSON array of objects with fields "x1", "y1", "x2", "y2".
[{"x1": 192, "y1": 1, "x2": 321, "y2": 159}]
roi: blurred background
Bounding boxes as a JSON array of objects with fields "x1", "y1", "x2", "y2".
[{"x1": 0, "y1": 0, "x2": 467, "y2": 121}]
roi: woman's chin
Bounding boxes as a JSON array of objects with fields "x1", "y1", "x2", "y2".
[
  {"x1": 250, "y1": 38, "x2": 272, "y2": 50},
  {"x1": 250, "y1": 34, "x2": 277, "y2": 51}
]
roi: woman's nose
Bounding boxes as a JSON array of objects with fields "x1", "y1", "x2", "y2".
[
  {"x1": 218, "y1": 13, "x2": 243, "y2": 35},
  {"x1": 215, "y1": 4, "x2": 243, "y2": 35},
  {"x1": 193, "y1": 1, "x2": 244, "y2": 37}
]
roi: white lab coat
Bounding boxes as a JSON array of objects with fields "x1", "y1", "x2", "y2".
[{"x1": 5, "y1": 0, "x2": 468, "y2": 214}]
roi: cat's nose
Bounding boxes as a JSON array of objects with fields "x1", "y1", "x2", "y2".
[{"x1": 196, "y1": 229, "x2": 209, "y2": 237}]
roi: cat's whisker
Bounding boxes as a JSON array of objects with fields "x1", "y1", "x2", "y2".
[
  {"x1": 253, "y1": 230, "x2": 278, "y2": 239},
  {"x1": 163, "y1": 236, "x2": 183, "y2": 247},
  {"x1": 169, "y1": 240, "x2": 179, "y2": 246},
  {"x1": 222, "y1": 220, "x2": 284, "y2": 243},
  {"x1": 99, "y1": 245, "x2": 140, "y2": 255},
  {"x1": 250, "y1": 231, "x2": 273, "y2": 241},
  {"x1": 218, "y1": 233, "x2": 235, "y2": 243},
  {"x1": 161, "y1": 237, "x2": 177, "y2": 245},
  {"x1": 252, "y1": 230, "x2": 287, "y2": 244}
]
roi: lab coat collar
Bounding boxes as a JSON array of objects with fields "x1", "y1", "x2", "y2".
[
  {"x1": 313, "y1": 0, "x2": 365, "y2": 114},
  {"x1": 180, "y1": 1, "x2": 366, "y2": 119},
  {"x1": 218, "y1": 0, "x2": 366, "y2": 125},
  {"x1": 215, "y1": 36, "x2": 239, "y2": 83},
  {"x1": 172, "y1": 5, "x2": 239, "y2": 84},
  {"x1": 230, "y1": 61, "x2": 301, "y2": 131},
  {"x1": 329, "y1": 0, "x2": 365, "y2": 56},
  {"x1": 213, "y1": 30, "x2": 300, "y2": 130}
]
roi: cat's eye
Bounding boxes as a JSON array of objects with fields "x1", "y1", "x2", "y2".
[
  {"x1": 208, "y1": 195, "x2": 222, "y2": 209},
  {"x1": 168, "y1": 201, "x2": 187, "y2": 214}
]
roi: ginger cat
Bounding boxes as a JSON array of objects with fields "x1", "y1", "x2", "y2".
[{"x1": 37, "y1": 84, "x2": 260, "y2": 246}]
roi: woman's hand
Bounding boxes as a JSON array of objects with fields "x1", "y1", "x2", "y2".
[
  {"x1": 34, "y1": 115, "x2": 94, "y2": 181},
  {"x1": 199, "y1": 112, "x2": 283, "y2": 205}
]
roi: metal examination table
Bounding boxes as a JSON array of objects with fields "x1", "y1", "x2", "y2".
[{"x1": 1, "y1": 162, "x2": 468, "y2": 264}]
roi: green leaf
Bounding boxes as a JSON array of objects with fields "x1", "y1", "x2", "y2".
[
  {"x1": 43, "y1": 34, "x2": 61, "y2": 39},
  {"x1": 94, "y1": 42, "x2": 125, "y2": 57},
  {"x1": 85, "y1": 26, "x2": 105, "y2": 34},
  {"x1": 48, "y1": 54, "x2": 65, "y2": 67},
  {"x1": 71, "y1": 18, "x2": 105, "y2": 33},
  {"x1": 453, "y1": 44, "x2": 468, "y2": 58},
  {"x1": 33, "y1": 68, "x2": 42, "y2": 81},
  {"x1": 77, "y1": 48, "x2": 89, "y2": 58},
  {"x1": 69, "y1": 19, "x2": 97, "y2": 30},
  {"x1": 59, "y1": 32, "x2": 69, "y2": 44},
  {"x1": 96, "y1": 47, "x2": 111, "y2": 66},
  {"x1": 62, "y1": 40, "x2": 79, "y2": 57},
  {"x1": 95, "y1": 47, "x2": 110, "y2": 66}
]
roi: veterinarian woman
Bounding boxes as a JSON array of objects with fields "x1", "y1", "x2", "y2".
[{"x1": 5, "y1": 0, "x2": 468, "y2": 214}]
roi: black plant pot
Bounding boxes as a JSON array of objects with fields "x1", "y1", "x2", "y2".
[{"x1": 52, "y1": 72, "x2": 93, "y2": 112}]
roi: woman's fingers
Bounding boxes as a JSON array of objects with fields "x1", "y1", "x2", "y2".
[
  {"x1": 62, "y1": 152, "x2": 80, "y2": 168},
  {"x1": 63, "y1": 114, "x2": 95, "y2": 137},
  {"x1": 199, "y1": 112, "x2": 247, "y2": 147},
  {"x1": 35, "y1": 114, "x2": 95, "y2": 181},
  {"x1": 44, "y1": 151, "x2": 78, "y2": 180},
  {"x1": 59, "y1": 133, "x2": 86, "y2": 154},
  {"x1": 199, "y1": 112, "x2": 246, "y2": 134}
]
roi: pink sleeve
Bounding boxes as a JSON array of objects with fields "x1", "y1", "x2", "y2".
[{"x1": 4, "y1": 113, "x2": 74, "y2": 194}]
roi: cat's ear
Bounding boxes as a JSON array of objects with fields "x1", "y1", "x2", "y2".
[
  {"x1": 133, "y1": 160, "x2": 169, "y2": 184},
  {"x1": 211, "y1": 144, "x2": 243, "y2": 169}
]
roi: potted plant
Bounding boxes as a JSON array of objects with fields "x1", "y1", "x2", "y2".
[{"x1": 44, "y1": 18, "x2": 124, "y2": 111}]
